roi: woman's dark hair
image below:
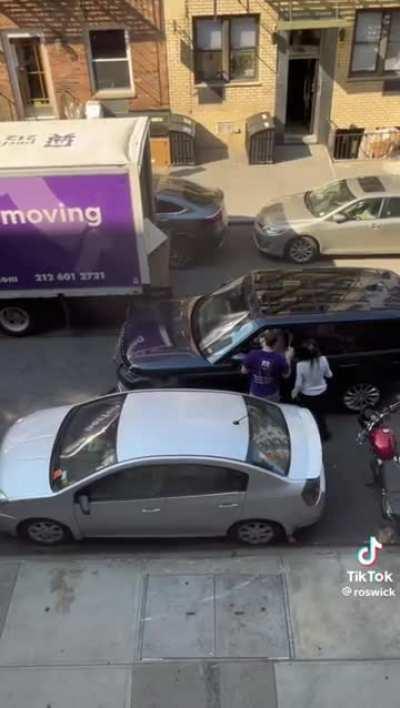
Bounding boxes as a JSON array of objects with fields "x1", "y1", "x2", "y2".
[{"x1": 296, "y1": 338, "x2": 321, "y2": 364}]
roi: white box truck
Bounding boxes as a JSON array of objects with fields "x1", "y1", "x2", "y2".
[{"x1": 0, "y1": 117, "x2": 169, "y2": 335}]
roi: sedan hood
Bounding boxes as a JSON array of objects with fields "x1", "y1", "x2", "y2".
[
  {"x1": 256, "y1": 193, "x2": 315, "y2": 230},
  {"x1": 279, "y1": 404, "x2": 322, "y2": 481},
  {"x1": 0, "y1": 405, "x2": 72, "y2": 500},
  {"x1": 121, "y1": 298, "x2": 212, "y2": 372}
]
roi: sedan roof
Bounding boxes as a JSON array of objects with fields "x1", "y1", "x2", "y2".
[
  {"x1": 349, "y1": 175, "x2": 400, "y2": 198},
  {"x1": 116, "y1": 390, "x2": 249, "y2": 463}
]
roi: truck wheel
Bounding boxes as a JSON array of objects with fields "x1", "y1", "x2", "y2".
[{"x1": 0, "y1": 302, "x2": 36, "y2": 336}]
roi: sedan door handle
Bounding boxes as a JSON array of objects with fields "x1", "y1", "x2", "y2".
[
  {"x1": 141, "y1": 508, "x2": 161, "y2": 513},
  {"x1": 218, "y1": 503, "x2": 240, "y2": 509}
]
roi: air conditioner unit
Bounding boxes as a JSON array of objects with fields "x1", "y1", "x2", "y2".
[{"x1": 85, "y1": 100, "x2": 103, "y2": 119}]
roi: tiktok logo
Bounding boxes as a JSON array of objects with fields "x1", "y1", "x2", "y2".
[{"x1": 357, "y1": 536, "x2": 383, "y2": 566}]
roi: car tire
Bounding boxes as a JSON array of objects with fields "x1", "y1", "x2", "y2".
[
  {"x1": 229, "y1": 519, "x2": 284, "y2": 545},
  {"x1": 19, "y1": 518, "x2": 72, "y2": 546},
  {"x1": 0, "y1": 301, "x2": 37, "y2": 336},
  {"x1": 169, "y1": 234, "x2": 195, "y2": 270},
  {"x1": 341, "y1": 382, "x2": 382, "y2": 412},
  {"x1": 285, "y1": 236, "x2": 319, "y2": 264}
]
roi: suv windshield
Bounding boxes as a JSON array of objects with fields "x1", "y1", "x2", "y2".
[
  {"x1": 50, "y1": 395, "x2": 126, "y2": 491},
  {"x1": 245, "y1": 396, "x2": 290, "y2": 476},
  {"x1": 305, "y1": 180, "x2": 355, "y2": 218},
  {"x1": 193, "y1": 276, "x2": 256, "y2": 362}
]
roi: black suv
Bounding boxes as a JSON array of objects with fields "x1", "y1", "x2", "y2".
[{"x1": 115, "y1": 267, "x2": 400, "y2": 410}]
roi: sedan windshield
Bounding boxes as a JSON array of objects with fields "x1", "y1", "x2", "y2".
[
  {"x1": 193, "y1": 277, "x2": 256, "y2": 362},
  {"x1": 50, "y1": 395, "x2": 126, "y2": 491},
  {"x1": 245, "y1": 396, "x2": 290, "y2": 476},
  {"x1": 305, "y1": 180, "x2": 355, "y2": 218}
]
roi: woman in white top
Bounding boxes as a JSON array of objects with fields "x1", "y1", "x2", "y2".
[{"x1": 291, "y1": 339, "x2": 333, "y2": 441}]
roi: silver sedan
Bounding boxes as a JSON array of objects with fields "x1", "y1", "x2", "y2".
[
  {"x1": 0, "y1": 389, "x2": 325, "y2": 545},
  {"x1": 254, "y1": 175, "x2": 400, "y2": 264}
]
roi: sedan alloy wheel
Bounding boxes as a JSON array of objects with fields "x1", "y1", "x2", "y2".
[
  {"x1": 232, "y1": 520, "x2": 281, "y2": 545},
  {"x1": 21, "y1": 519, "x2": 70, "y2": 545},
  {"x1": 286, "y1": 236, "x2": 318, "y2": 264}
]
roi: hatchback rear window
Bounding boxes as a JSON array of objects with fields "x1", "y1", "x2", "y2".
[{"x1": 245, "y1": 396, "x2": 290, "y2": 476}]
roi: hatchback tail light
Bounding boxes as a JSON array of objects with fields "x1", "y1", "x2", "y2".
[{"x1": 302, "y1": 477, "x2": 320, "y2": 506}]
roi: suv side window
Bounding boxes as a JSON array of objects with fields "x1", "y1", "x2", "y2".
[
  {"x1": 382, "y1": 198, "x2": 400, "y2": 219},
  {"x1": 84, "y1": 464, "x2": 248, "y2": 501},
  {"x1": 292, "y1": 321, "x2": 400, "y2": 356},
  {"x1": 341, "y1": 198, "x2": 382, "y2": 221}
]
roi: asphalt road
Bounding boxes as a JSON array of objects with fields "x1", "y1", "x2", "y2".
[{"x1": 0, "y1": 223, "x2": 397, "y2": 555}]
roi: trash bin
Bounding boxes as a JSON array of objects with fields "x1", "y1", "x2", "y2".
[
  {"x1": 131, "y1": 111, "x2": 196, "y2": 166},
  {"x1": 169, "y1": 113, "x2": 196, "y2": 166},
  {"x1": 246, "y1": 112, "x2": 275, "y2": 164}
]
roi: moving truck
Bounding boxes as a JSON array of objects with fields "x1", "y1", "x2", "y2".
[{"x1": 0, "y1": 117, "x2": 168, "y2": 335}]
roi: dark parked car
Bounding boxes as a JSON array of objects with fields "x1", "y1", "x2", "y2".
[
  {"x1": 154, "y1": 175, "x2": 227, "y2": 268},
  {"x1": 116, "y1": 267, "x2": 400, "y2": 411}
]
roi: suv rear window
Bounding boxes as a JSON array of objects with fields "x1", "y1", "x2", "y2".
[{"x1": 245, "y1": 396, "x2": 290, "y2": 476}]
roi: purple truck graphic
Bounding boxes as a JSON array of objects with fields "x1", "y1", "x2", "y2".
[{"x1": 0, "y1": 173, "x2": 142, "y2": 290}]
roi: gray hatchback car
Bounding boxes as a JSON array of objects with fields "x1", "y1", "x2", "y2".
[
  {"x1": 0, "y1": 390, "x2": 324, "y2": 546},
  {"x1": 254, "y1": 175, "x2": 400, "y2": 264}
]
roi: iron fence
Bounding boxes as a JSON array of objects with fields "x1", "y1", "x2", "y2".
[{"x1": 329, "y1": 124, "x2": 400, "y2": 161}]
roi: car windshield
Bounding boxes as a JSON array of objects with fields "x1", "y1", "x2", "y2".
[
  {"x1": 305, "y1": 180, "x2": 355, "y2": 218},
  {"x1": 50, "y1": 395, "x2": 126, "y2": 491},
  {"x1": 245, "y1": 396, "x2": 290, "y2": 476},
  {"x1": 193, "y1": 276, "x2": 256, "y2": 363}
]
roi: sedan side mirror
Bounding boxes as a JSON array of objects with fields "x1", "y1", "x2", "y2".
[
  {"x1": 78, "y1": 494, "x2": 91, "y2": 515},
  {"x1": 332, "y1": 212, "x2": 347, "y2": 224}
]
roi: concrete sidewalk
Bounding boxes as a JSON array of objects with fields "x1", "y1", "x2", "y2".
[
  {"x1": 171, "y1": 145, "x2": 398, "y2": 221},
  {"x1": 1, "y1": 546, "x2": 400, "y2": 707}
]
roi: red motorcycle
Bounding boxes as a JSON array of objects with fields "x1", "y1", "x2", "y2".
[{"x1": 358, "y1": 400, "x2": 400, "y2": 524}]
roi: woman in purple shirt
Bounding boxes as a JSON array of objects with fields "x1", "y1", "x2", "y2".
[{"x1": 241, "y1": 330, "x2": 292, "y2": 401}]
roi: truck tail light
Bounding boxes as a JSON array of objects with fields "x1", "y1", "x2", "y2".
[{"x1": 302, "y1": 477, "x2": 320, "y2": 506}]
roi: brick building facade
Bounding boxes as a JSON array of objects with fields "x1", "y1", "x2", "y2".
[
  {"x1": 0, "y1": 0, "x2": 169, "y2": 121},
  {"x1": 164, "y1": 0, "x2": 400, "y2": 155}
]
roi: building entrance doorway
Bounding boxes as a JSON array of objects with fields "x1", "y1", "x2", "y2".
[{"x1": 285, "y1": 57, "x2": 318, "y2": 136}]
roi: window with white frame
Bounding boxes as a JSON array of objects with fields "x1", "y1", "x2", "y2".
[
  {"x1": 194, "y1": 16, "x2": 258, "y2": 83},
  {"x1": 351, "y1": 10, "x2": 400, "y2": 76},
  {"x1": 88, "y1": 29, "x2": 132, "y2": 91}
]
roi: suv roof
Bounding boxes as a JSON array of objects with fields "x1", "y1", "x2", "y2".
[{"x1": 248, "y1": 267, "x2": 400, "y2": 320}]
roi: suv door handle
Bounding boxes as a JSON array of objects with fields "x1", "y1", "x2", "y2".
[
  {"x1": 141, "y1": 508, "x2": 161, "y2": 513},
  {"x1": 218, "y1": 503, "x2": 240, "y2": 509}
]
